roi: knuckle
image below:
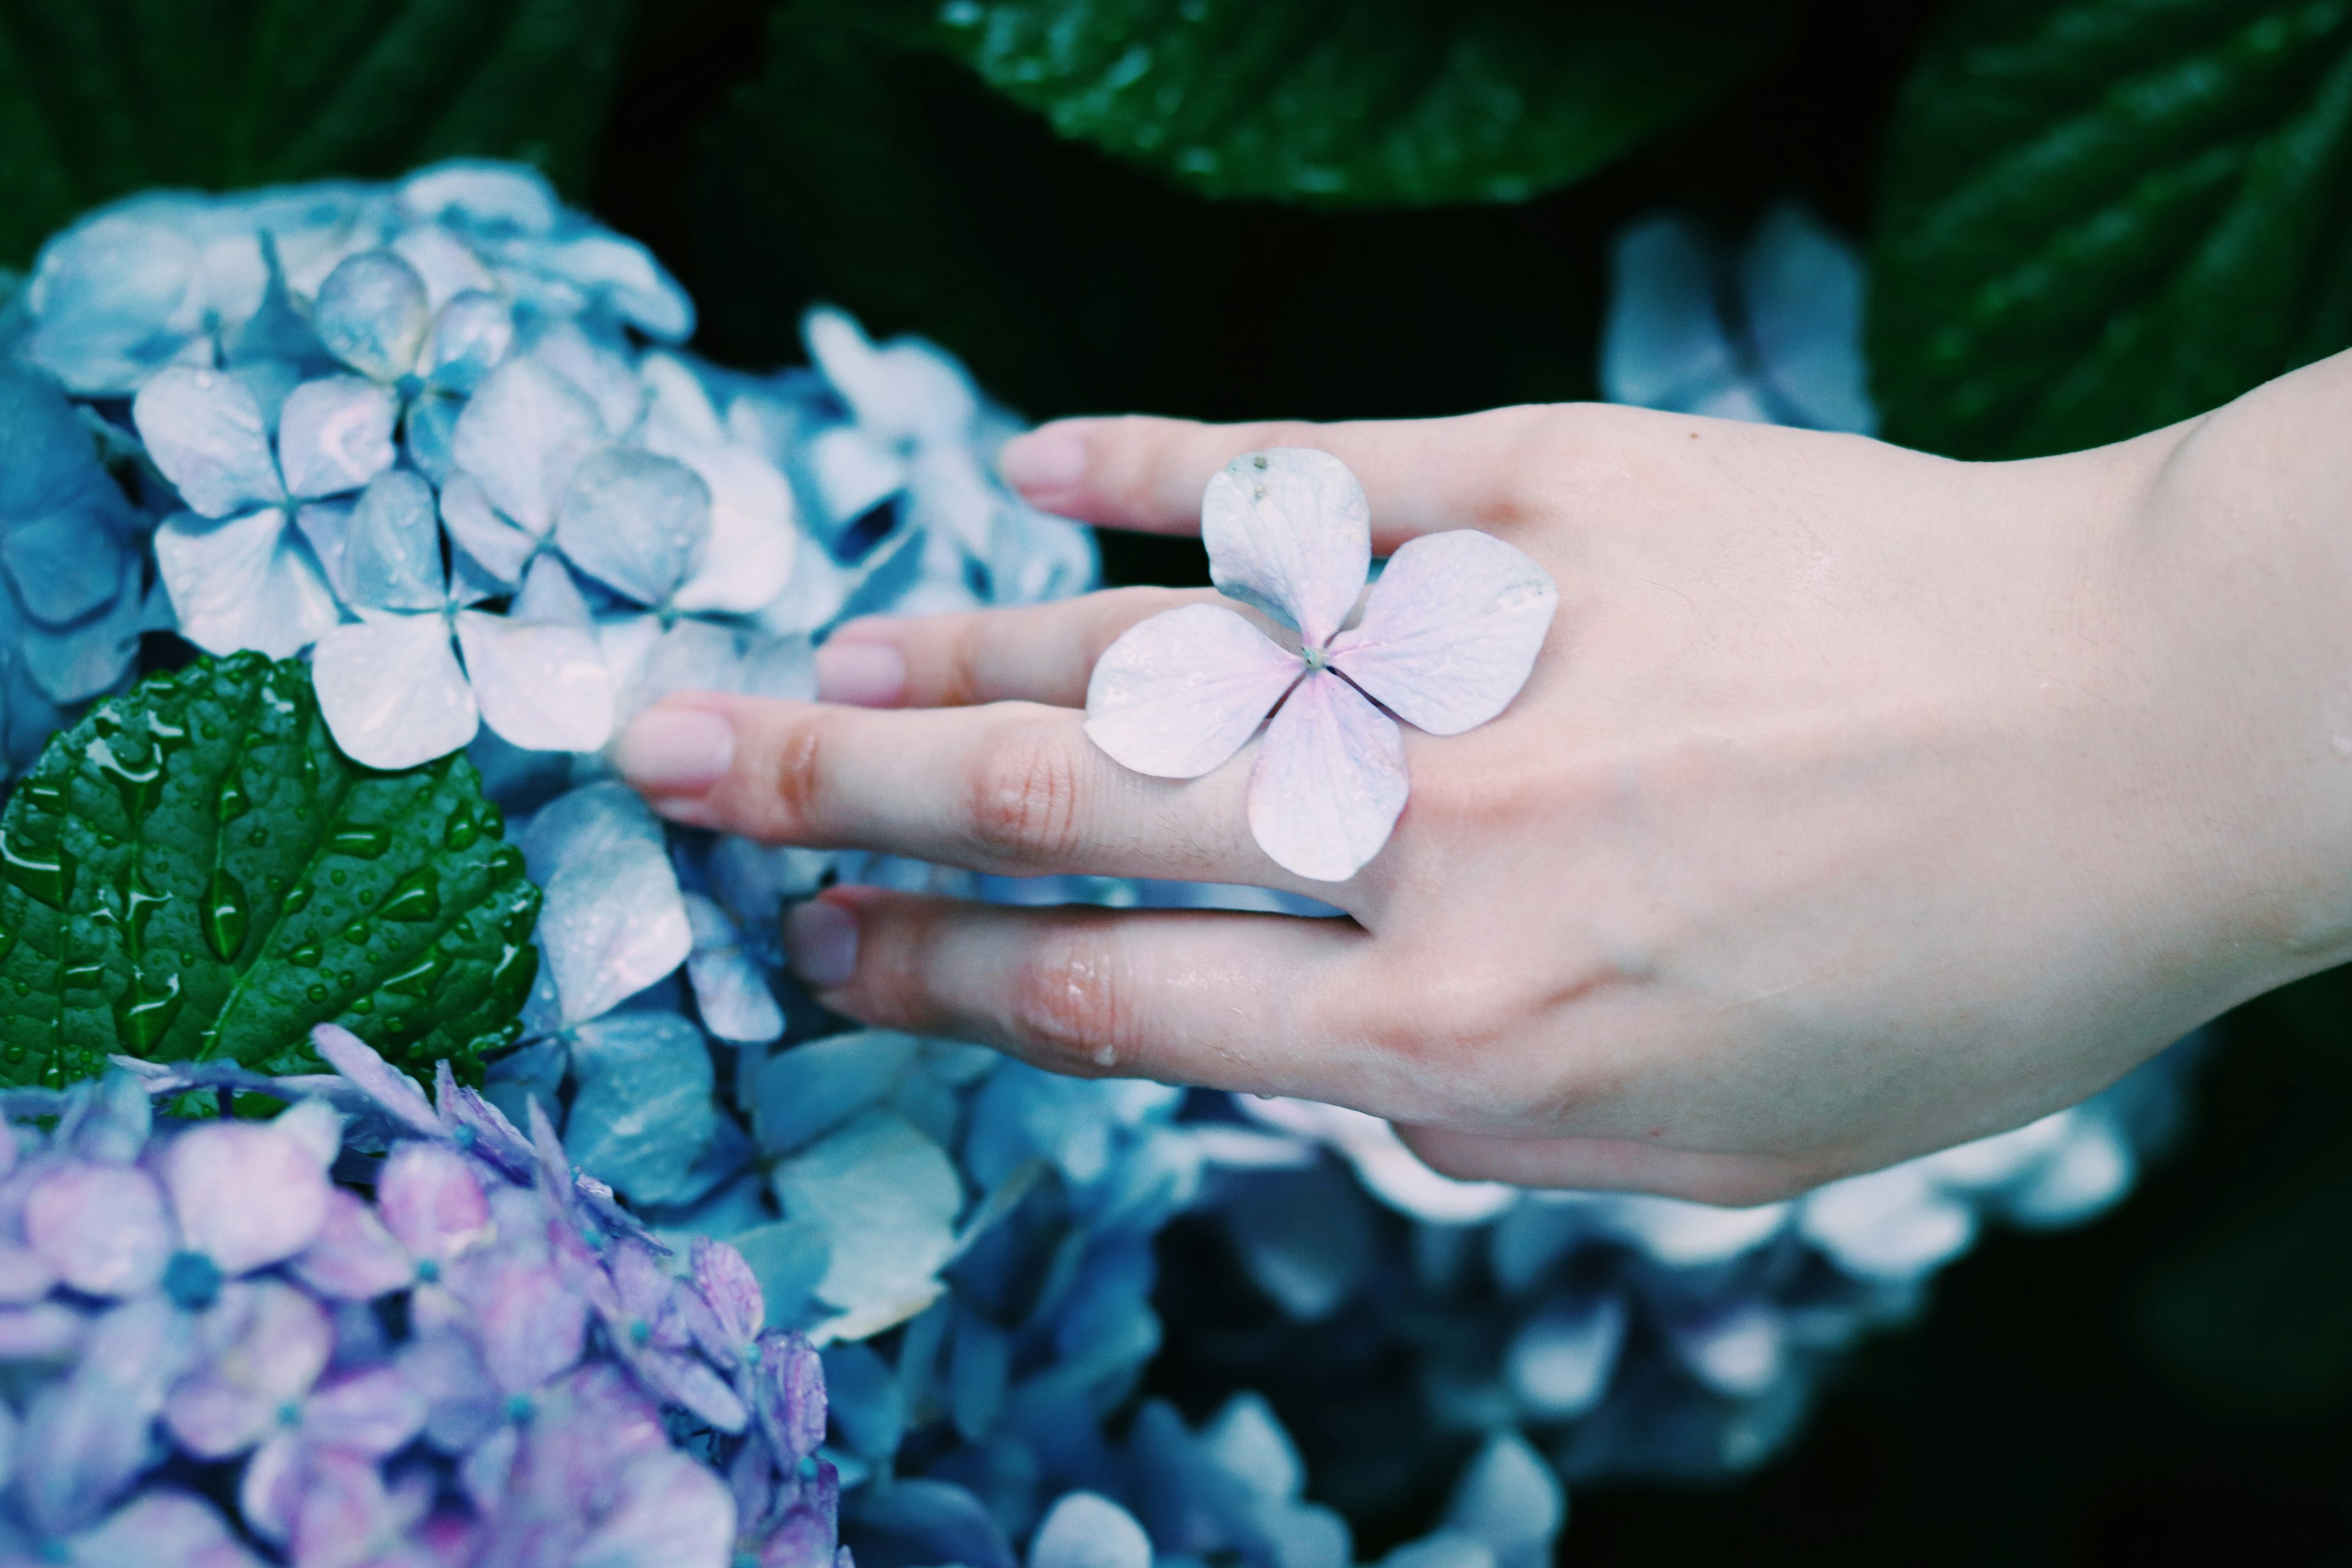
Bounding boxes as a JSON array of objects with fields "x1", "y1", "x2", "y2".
[
  {"x1": 938, "y1": 616, "x2": 991, "y2": 707},
  {"x1": 762, "y1": 712, "x2": 837, "y2": 838},
  {"x1": 960, "y1": 720, "x2": 1090, "y2": 868},
  {"x1": 1004, "y1": 925, "x2": 1128, "y2": 1074}
]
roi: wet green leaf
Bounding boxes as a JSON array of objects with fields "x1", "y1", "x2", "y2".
[{"x1": 0, "y1": 652, "x2": 539, "y2": 1086}]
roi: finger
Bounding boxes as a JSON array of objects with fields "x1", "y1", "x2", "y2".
[
  {"x1": 816, "y1": 586, "x2": 1221, "y2": 709},
  {"x1": 613, "y1": 692, "x2": 1335, "y2": 893},
  {"x1": 786, "y1": 889, "x2": 1396, "y2": 1097},
  {"x1": 996, "y1": 408, "x2": 1562, "y2": 548},
  {"x1": 1395, "y1": 1125, "x2": 1823, "y2": 1208}
]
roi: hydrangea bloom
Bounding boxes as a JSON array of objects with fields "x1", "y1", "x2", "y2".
[
  {"x1": 0, "y1": 1030, "x2": 842, "y2": 1567},
  {"x1": 1085, "y1": 448, "x2": 1556, "y2": 880}
]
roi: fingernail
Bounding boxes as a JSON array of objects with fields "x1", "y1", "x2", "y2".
[
  {"x1": 816, "y1": 639, "x2": 907, "y2": 707},
  {"x1": 997, "y1": 423, "x2": 1091, "y2": 498},
  {"x1": 613, "y1": 706, "x2": 735, "y2": 796},
  {"x1": 785, "y1": 900, "x2": 859, "y2": 990}
]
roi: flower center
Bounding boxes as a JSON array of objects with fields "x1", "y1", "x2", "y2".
[
  {"x1": 1303, "y1": 646, "x2": 1329, "y2": 674},
  {"x1": 162, "y1": 1250, "x2": 224, "y2": 1311},
  {"x1": 414, "y1": 1258, "x2": 441, "y2": 1284}
]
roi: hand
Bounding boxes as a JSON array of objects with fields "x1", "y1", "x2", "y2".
[{"x1": 616, "y1": 355, "x2": 2352, "y2": 1204}]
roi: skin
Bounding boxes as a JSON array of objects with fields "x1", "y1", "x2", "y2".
[{"x1": 616, "y1": 347, "x2": 2352, "y2": 1205}]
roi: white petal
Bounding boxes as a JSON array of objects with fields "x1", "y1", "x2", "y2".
[
  {"x1": 666, "y1": 447, "x2": 796, "y2": 614},
  {"x1": 1741, "y1": 203, "x2": 1876, "y2": 435},
  {"x1": 132, "y1": 366, "x2": 284, "y2": 518},
  {"x1": 276, "y1": 376, "x2": 398, "y2": 500},
  {"x1": 438, "y1": 471, "x2": 536, "y2": 586},
  {"x1": 1326, "y1": 531, "x2": 1557, "y2": 735},
  {"x1": 554, "y1": 447, "x2": 710, "y2": 606},
  {"x1": 803, "y1": 306, "x2": 977, "y2": 443},
  {"x1": 454, "y1": 609, "x2": 616, "y2": 755},
  {"x1": 512, "y1": 554, "x2": 594, "y2": 628},
  {"x1": 417, "y1": 290, "x2": 513, "y2": 396},
  {"x1": 154, "y1": 508, "x2": 340, "y2": 658},
  {"x1": 527, "y1": 322, "x2": 646, "y2": 435},
  {"x1": 313, "y1": 249, "x2": 432, "y2": 383},
  {"x1": 805, "y1": 424, "x2": 907, "y2": 530},
  {"x1": 520, "y1": 780, "x2": 667, "y2": 881},
  {"x1": 311, "y1": 615, "x2": 479, "y2": 769},
  {"x1": 1601, "y1": 214, "x2": 1739, "y2": 412},
  {"x1": 1246, "y1": 671, "x2": 1406, "y2": 882},
  {"x1": 399, "y1": 160, "x2": 560, "y2": 233},
  {"x1": 538, "y1": 840, "x2": 691, "y2": 1024},
  {"x1": 1083, "y1": 603, "x2": 1300, "y2": 779},
  {"x1": 1202, "y1": 448, "x2": 1369, "y2": 647},
  {"x1": 391, "y1": 226, "x2": 497, "y2": 309},
  {"x1": 341, "y1": 470, "x2": 446, "y2": 611},
  {"x1": 451, "y1": 356, "x2": 603, "y2": 533}
]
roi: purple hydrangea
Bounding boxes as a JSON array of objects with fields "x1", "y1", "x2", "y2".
[{"x1": 0, "y1": 1026, "x2": 843, "y2": 1568}]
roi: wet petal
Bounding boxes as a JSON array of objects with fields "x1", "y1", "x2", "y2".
[
  {"x1": 751, "y1": 1330, "x2": 827, "y2": 1465},
  {"x1": 164, "y1": 1280, "x2": 331, "y2": 1457},
  {"x1": 554, "y1": 447, "x2": 712, "y2": 606},
  {"x1": 684, "y1": 893, "x2": 785, "y2": 1045},
  {"x1": 131, "y1": 366, "x2": 283, "y2": 518},
  {"x1": 314, "y1": 249, "x2": 432, "y2": 382},
  {"x1": 536, "y1": 839, "x2": 691, "y2": 1025},
  {"x1": 1084, "y1": 603, "x2": 1301, "y2": 779},
  {"x1": 1326, "y1": 530, "x2": 1556, "y2": 735},
  {"x1": 1246, "y1": 671, "x2": 1406, "y2": 882},
  {"x1": 439, "y1": 470, "x2": 537, "y2": 584},
  {"x1": 520, "y1": 778, "x2": 668, "y2": 878},
  {"x1": 312, "y1": 613, "x2": 480, "y2": 771},
  {"x1": 453, "y1": 608, "x2": 617, "y2": 755},
  {"x1": 378, "y1": 1143, "x2": 492, "y2": 1268},
  {"x1": 771, "y1": 1111, "x2": 962, "y2": 1341},
  {"x1": 689, "y1": 1237, "x2": 765, "y2": 1356},
  {"x1": 23, "y1": 1163, "x2": 173, "y2": 1297},
  {"x1": 161, "y1": 1120, "x2": 333, "y2": 1275},
  {"x1": 453, "y1": 356, "x2": 603, "y2": 533},
  {"x1": 1201, "y1": 448, "x2": 1369, "y2": 648},
  {"x1": 419, "y1": 290, "x2": 514, "y2": 394},
  {"x1": 566, "y1": 1013, "x2": 720, "y2": 1207},
  {"x1": 153, "y1": 507, "x2": 341, "y2": 658},
  {"x1": 391, "y1": 225, "x2": 498, "y2": 307},
  {"x1": 531, "y1": 320, "x2": 646, "y2": 434},
  {"x1": 289, "y1": 1188, "x2": 413, "y2": 1300},
  {"x1": 341, "y1": 468, "x2": 446, "y2": 611},
  {"x1": 275, "y1": 375, "x2": 398, "y2": 500}
]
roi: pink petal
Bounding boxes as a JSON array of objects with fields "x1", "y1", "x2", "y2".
[
  {"x1": 162, "y1": 1121, "x2": 333, "y2": 1275},
  {"x1": 241, "y1": 1431, "x2": 301, "y2": 1545},
  {"x1": 1246, "y1": 671, "x2": 1408, "y2": 882},
  {"x1": 465, "y1": 1256, "x2": 588, "y2": 1395},
  {"x1": 1327, "y1": 530, "x2": 1558, "y2": 735},
  {"x1": 23, "y1": 1163, "x2": 173, "y2": 1297},
  {"x1": 690, "y1": 1237, "x2": 764, "y2": 1357},
  {"x1": 311, "y1": 1024, "x2": 443, "y2": 1139},
  {"x1": 1083, "y1": 603, "x2": 1302, "y2": 779},
  {"x1": 377, "y1": 1145, "x2": 492, "y2": 1268},
  {"x1": 1202, "y1": 449, "x2": 1370, "y2": 649},
  {"x1": 303, "y1": 1366, "x2": 429, "y2": 1455},
  {"x1": 290, "y1": 1190, "x2": 415, "y2": 1300},
  {"x1": 165, "y1": 1281, "x2": 333, "y2": 1458}
]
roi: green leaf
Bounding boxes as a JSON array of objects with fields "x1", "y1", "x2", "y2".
[
  {"x1": 0, "y1": 0, "x2": 631, "y2": 266},
  {"x1": 1871, "y1": 0, "x2": 2352, "y2": 459},
  {"x1": 861, "y1": 0, "x2": 1802, "y2": 207},
  {"x1": 0, "y1": 652, "x2": 540, "y2": 1087}
]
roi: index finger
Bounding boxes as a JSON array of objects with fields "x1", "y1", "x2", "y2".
[{"x1": 997, "y1": 407, "x2": 1565, "y2": 548}]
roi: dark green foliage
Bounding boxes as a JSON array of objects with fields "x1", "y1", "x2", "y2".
[
  {"x1": 0, "y1": 654, "x2": 539, "y2": 1086},
  {"x1": 0, "y1": 0, "x2": 631, "y2": 265},
  {"x1": 1871, "y1": 0, "x2": 2352, "y2": 459},
  {"x1": 869, "y1": 0, "x2": 1806, "y2": 207}
]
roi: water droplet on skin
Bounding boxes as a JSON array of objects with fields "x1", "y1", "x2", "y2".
[
  {"x1": 204, "y1": 868, "x2": 249, "y2": 961},
  {"x1": 380, "y1": 868, "x2": 439, "y2": 922},
  {"x1": 331, "y1": 826, "x2": 391, "y2": 858}
]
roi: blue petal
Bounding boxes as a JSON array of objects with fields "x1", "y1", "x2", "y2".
[
  {"x1": 554, "y1": 447, "x2": 710, "y2": 605},
  {"x1": 420, "y1": 290, "x2": 514, "y2": 394},
  {"x1": 0, "y1": 362, "x2": 106, "y2": 523},
  {"x1": 131, "y1": 368, "x2": 283, "y2": 518},
  {"x1": 1028, "y1": 1492, "x2": 1152, "y2": 1568},
  {"x1": 1600, "y1": 214, "x2": 1738, "y2": 415},
  {"x1": 340, "y1": 469, "x2": 445, "y2": 611},
  {"x1": 1441, "y1": 1433, "x2": 1564, "y2": 1568},
  {"x1": 752, "y1": 1032, "x2": 916, "y2": 1156},
  {"x1": 565, "y1": 1012, "x2": 720, "y2": 1208},
  {"x1": 1740, "y1": 204, "x2": 1877, "y2": 435},
  {"x1": 2, "y1": 512, "x2": 126, "y2": 627},
  {"x1": 19, "y1": 216, "x2": 198, "y2": 396},
  {"x1": 771, "y1": 1111, "x2": 962, "y2": 1341},
  {"x1": 313, "y1": 249, "x2": 432, "y2": 382},
  {"x1": 274, "y1": 375, "x2": 397, "y2": 500}
]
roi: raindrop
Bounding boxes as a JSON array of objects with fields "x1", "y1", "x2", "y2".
[
  {"x1": 307, "y1": 983, "x2": 328, "y2": 1003},
  {"x1": 247, "y1": 828, "x2": 268, "y2": 847},
  {"x1": 381, "y1": 868, "x2": 439, "y2": 922},
  {"x1": 204, "y1": 868, "x2": 249, "y2": 962},
  {"x1": 282, "y1": 884, "x2": 312, "y2": 915},
  {"x1": 331, "y1": 826, "x2": 391, "y2": 858},
  {"x1": 383, "y1": 946, "x2": 447, "y2": 997},
  {"x1": 291, "y1": 943, "x2": 322, "y2": 968},
  {"x1": 1, "y1": 826, "x2": 73, "y2": 909},
  {"x1": 217, "y1": 772, "x2": 252, "y2": 823},
  {"x1": 116, "y1": 970, "x2": 184, "y2": 1052}
]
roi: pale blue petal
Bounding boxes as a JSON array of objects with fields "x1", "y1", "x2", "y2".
[
  {"x1": 1601, "y1": 214, "x2": 1738, "y2": 412},
  {"x1": 314, "y1": 250, "x2": 431, "y2": 382},
  {"x1": 1245, "y1": 671, "x2": 1406, "y2": 882},
  {"x1": 532, "y1": 806, "x2": 690, "y2": 1022},
  {"x1": 1222, "y1": 1162, "x2": 1373, "y2": 1322},
  {"x1": 1029, "y1": 1492, "x2": 1152, "y2": 1568},
  {"x1": 153, "y1": 507, "x2": 340, "y2": 658},
  {"x1": 1085, "y1": 603, "x2": 1300, "y2": 779},
  {"x1": 803, "y1": 307, "x2": 978, "y2": 444},
  {"x1": 1202, "y1": 448, "x2": 1369, "y2": 647},
  {"x1": 804, "y1": 424, "x2": 907, "y2": 532},
  {"x1": 533, "y1": 232, "x2": 695, "y2": 342},
  {"x1": 1795, "y1": 1162, "x2": 1974, "y2": 1280},
  {"x1": 1327, "y1": 530, "x2": 1557, "y2": 736},
  {"x1": 62, "y1": 1489, "x2": 267, "y2": 1568},
  {"x1": 1441, "y1": 1433, "x2": 1563, "y2": 1568},
  {"x1": 529, "y1": 321, "x2": 646, "y2": 434},
  {"x1": 851, "y1": 1479, "x2": 1014, "y2": 1568},
  {"x1": 554, "y1": 447, "x2": 711, "y2": 605},
  {"x1": 752, "y1": 1031, "x2": 916, "y2": 1156},
  {"x1": 2, "y1": 513, "x2": 126, "y2": 627},
  {"x1": 18, "y1": 216, "x2": 197, "y2": 396},
  {"x1": 437, "y1": 470, "x2": 535, "y2": 586},
  {"x1": 454, "y1": 607, "x2": 615, "y2": 754},
  {"x1": 420, "y1": 290, "x2": 514, "y2": 394},
  {"x1": 399, "y1": 160, "x2": 561, "y2": 233},
  {"x1": 388, "y1": 223, "x2": 496, "y2": 304},
  {"x1": 451, "y1": 356, "x2": 603, "y2": 534},
  {"x1": 292, "y1": 499, "x2": 353, "y2": 599},
  {"x1": 17, "y1": 566, "x2": 143, "y2": 702},
  {"x1": 340, "y1": 469, "x2": 444, "y2": 611},
  {"x1": 1502, "y1": 1292, "x2": 1626, "y2": 1420},
  {"x1": 728, "y1": 1221, "x2": 831, "y2": 1332},
  {"x1": 402, "y1": 390, "x2": 463, "y2": 483},
  {"x1": 132, "y1": 368, "x2": 283, "y2": 518},
  {"x1": 565, "y1": 1013, "x2": 720, "y2": 1208},
  {"x1": 1741, "y1": 203, "x2": 1876, "y2": 435},
  {"x1": 18, "y1": 1297, "x2": 189, "y2": 1535},
  {"x1": 275, "y1": 375, "x2": 398, "y2": 500},
  {"x1": 311, "y1": 614, "x2": 479, "y2": 769},
  {"x1": 907, "y1": 445, "x2": 998, "y2": 557},
  {"x1": 512, "y1": 552, "x2": 594, "y2": 627},
  {"x1": 771, "y1": 1110, "x2": 962, "y2": 1341},
  {"x1": 1199, "y1": 1393, "x2": 1303, "y2": 1502},
  {"x1": 682, "y1": 893, "x2": 784, "y2": 1045},
  {"x1": 666, "y1": 445, "x2": 797, "y2": 614}
]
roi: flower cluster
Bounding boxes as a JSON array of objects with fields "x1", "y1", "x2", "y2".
[{"x1": 0, "y1": 1024, "x2": 840, "y2": 1567}]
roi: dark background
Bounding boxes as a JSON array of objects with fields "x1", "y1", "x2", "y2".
[{"x1": 589, "y1": 4, "x2": 2352, "y2": 1561}]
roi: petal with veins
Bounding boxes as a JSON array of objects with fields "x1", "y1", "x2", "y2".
[
  {"x1": 1085, "y1": 603, "x2": 1302, "y2": 780},
  {"x1": 341, "y1": 469, "x2": 446, "y2": 612},
  {"x1": 1327, "y1": 530, "x2": 1557, "y2": 735},
  {"x1": 554, "y1": 446, "x2": 712, "y2": 606},
  {"x1": 438, "y1": 470, "x2": 537, "y2": 585},
  {"x1": 452, "y1": 356, "x2": 603, "y2": 534},
  {"x1": 1202, "y1": 448, "x2": 1370, "y2": 648},
  {"x1": 1246, "y1": 671, "x2": 1407, "y2": 882},
  {"x1": 274, "y1": 375, "x2": 397, "y2": 500},
  {"x1": 132, "y1": 367, "x2": 284, "y2": 518},
  {"x1": 153, "y1": 507, "x2": 341, "y2": 659},
  {"x1": 312, "y1": 614, "x2": 480, "y2": 770},
  {"x1": 454, "y1": 608, "x2": 616, "y2": 754}
]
